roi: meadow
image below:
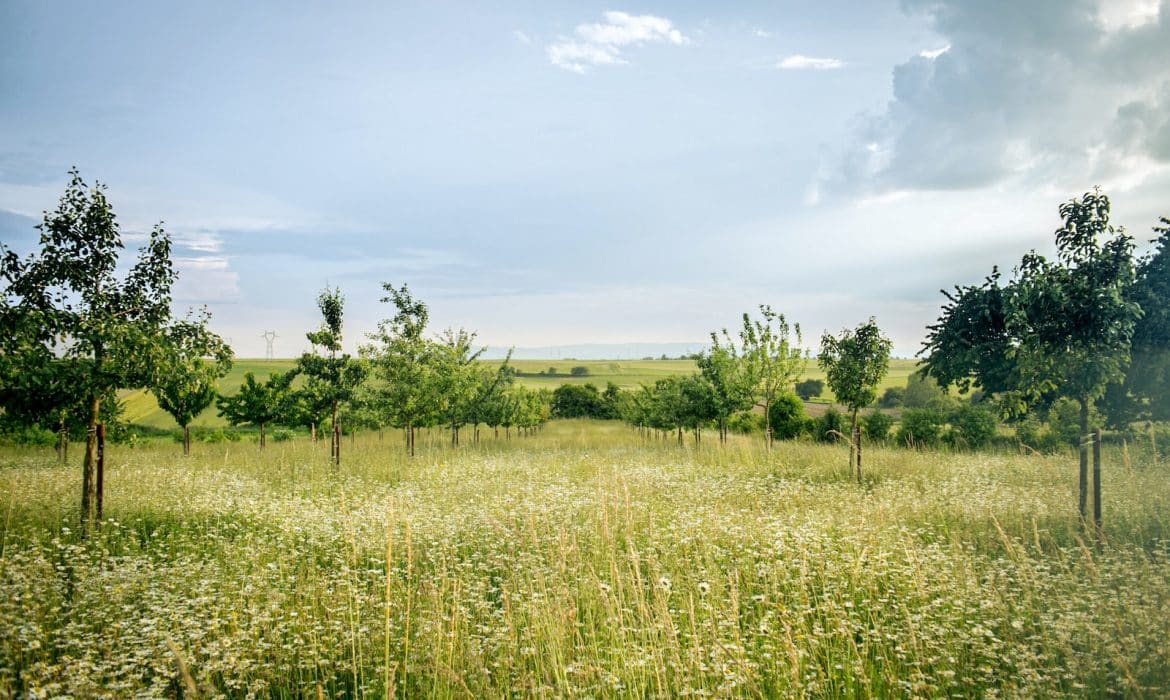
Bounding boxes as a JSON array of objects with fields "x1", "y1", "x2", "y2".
[
  {"x1": 1, "y1": 420, "x2": 1168, "y2": 697},
  {"x1": 119, "y1": 358, "x2": 922, "y2": 431}
]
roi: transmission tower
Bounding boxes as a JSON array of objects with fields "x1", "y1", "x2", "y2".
[{"x1": 261, "y1": 330, "x2": 277, "y2": 361}]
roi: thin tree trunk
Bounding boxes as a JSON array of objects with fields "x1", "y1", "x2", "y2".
[
  {"x1": 332, "y1": 400, "x2": 340, "y2": 465},
  {"x1": 81, "y1": 394, "x2": 100, "y2": 527},
  {"x1": 1093, "y1": 428, "x2": 1102, "y2": 536},
  {"x1": 764, "y1": 399, "x2": 773, "y2": 448},
  {"x1": 260, "y1": 421, "x2": 267, "y2": 449},
  {"x1": 853, "y1": 424, "x2": 862, "y2": 485},
  {"x1": 95, "y1": 423, "x2": 105, "y2": 521},
  {"x1": 850, "y1": 408, "x2": 860, "y2": 480},
  {"x1": 183, "y1": 425, "x2": 191, "y2": 456},
  {"x1": 1078, "y1": 398, "x2": 1089, "y2": 521}
]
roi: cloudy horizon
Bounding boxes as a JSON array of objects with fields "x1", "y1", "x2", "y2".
[{"x1": 3, "y1": 1, "x2": 1168, "y2": 358}]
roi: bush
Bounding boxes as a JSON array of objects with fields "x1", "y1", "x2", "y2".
[
  {"x1": 948, "y1": 404, "x2": 998, "y2": 449},
  {"x1": 0, "y1": 425, "x2": 58, "y2": 447},
  {"x1": 569, "y1": 366, "x2": 590, "y2": 377},
  {"x1": 904, "y1": 373, "x2": 944, "y2": 408},
  {"x1": 862, "y1": 410, "x2": 895, "y2": 441},
  {"x1": 809, "y1": 407, "x2": 847, "y2": 443},
  {"x1": 768, "y1": 393, "x2": 807, "y2": 440},
  {"x1": 794, "y1": 379, "x2": 825, "y2": 401},
  {"x1": 897, "y1": 408, "x2": 946, "y2": 447},
  {"x1": 551, "y1": 384, "x2": 612, "y2": 419},
  {"x1": 878, "y1": 386, "x2": 905, "y2": 408},
  {"x1": 271, "y1": 428, "x2": 295, "y2": 442},
  {"x1": 727, "y1": 411, "x2": 763, "y2": 434}
]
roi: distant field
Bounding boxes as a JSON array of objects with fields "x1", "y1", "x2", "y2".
[{"x1": 119, "y1": 357, "x2": 923, "y2": 431}]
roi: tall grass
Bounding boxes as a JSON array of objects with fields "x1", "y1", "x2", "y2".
[{"x1": 1, "y1": 421, "x2": 1167, "y2": 697}]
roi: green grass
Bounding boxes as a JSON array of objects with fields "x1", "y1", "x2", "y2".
[
  {"x1": 122, "y1": 358, "x2": 923, "y2": 431},
  {"x1": 2, "y1": 421, "x2": 1168, "y2": 697}
]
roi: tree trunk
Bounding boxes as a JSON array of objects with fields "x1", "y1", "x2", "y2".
[
  {"x1": 260, "y1": 421, "x2": 267, "y2": 449},
  {"x1": 850, "y1": 408, "x2": 860, "y2": 480},
  {"x1": 764, "y1": 399, "x2": 773, "y2": 449},
  {"x1": 332, "y1": 400, "x2": 340, "y2": 465},
  {"x1": 57, "y1": 416, "x2": 68, "y2": 465},
  {"x1": 81, "y1": 394, "x2": 100, "y2": 527},
  {"x1": 311, "y1": 421, "x2": 317, "y2": 443},
  {"x1": 677, "y1": 426, "x2": 683, "y2": 445},
  {"x1": 1078, "y1": 397, "x2": 1089, "y2": 521},
  {"x1": 1093, "y1": 428, "x2": 1102, "y2": 536},
  {"x1": 183, "y1": 425, "x2": 191, "y2": 456}
]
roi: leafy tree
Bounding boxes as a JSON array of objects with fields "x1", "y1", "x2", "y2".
[
  {"x1": 216, "y1": 371, "x2": 296, "y2": 448},
  {"x1": 463, "y1": 354, "x2": 514, "y2": 443},
  {"x1": 697, "y1": 329, "x2": 758, "y2": 443},
  {"x1": 551, "y1": 383, "x2": 609, "y2": 418},
  {"x1": 569, "y1": 365, "x2": 590, "y2": 376},
  {"x1": 297, "y1": 287, "x2": 367, "y2": 463},
  {"x1": 1011, "y1": 190, "x2": 1139, "y2": 521},
  {"x1": 742, "y1": 305, "x2": 806, "y2": 447},
  {"x1": 431, "y1": 327, "x2": 486, "y2": 446},
  {"x1": 921, "y1": 189, "x2": 1141, "y2": 523},
  {"x1": 0, "y1": 170, "x2": 215, "y2": 527},
  {"x1": 152, "y1": 311, "x2": 233, "y2": 455},
  {"x1": 903, "y1": 373, "x2": 946, "y2": 409},
  {"x1": 767, "y1": 392, "x2": 806, "y2": 440},
  {"x1": 362, "y1": 283, "x2": 436, "y2": 456},
  {"x1": 794, "y1": 378, "x2": 825, "y2": 401},
  {"x1": 819, "y1": 319, "x2": 892, "y2": 480},
  {"x1": 897, "y1": 408, "x2": 946, "y2": 448}
]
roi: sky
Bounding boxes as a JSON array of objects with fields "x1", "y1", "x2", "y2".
[{"x1": 2, "y1": 0, "x2": 1169, "y2": 358}]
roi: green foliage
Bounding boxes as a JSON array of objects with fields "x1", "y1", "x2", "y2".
[
  {"x1": 1047, "y1": 398, "x2": 1103, "y2": 448},
  {"x1": 151, "y1": 310, "x2": 233, "y2": 430},
  {"x1": 216, "y1": 371, "x2": 296, "y2": 447},
  {"x1": 819, "y1": 318, "x2": 892, "y2": 427},
  {"x1": 810, "y1": 407, "x2": 847, "y2": 443},
  {"x1": 362, "y1": 283, "x2": 437, "y2": 442},
  {"x1": 569, "y1": 366, "x2": 590, "y2": 376},
  {"x1": 742, "y1": 305, "x2": 806, "y2": 445},
  {"x1": 767, "y1": 393, "x2": 806, "y2": 440},
  {"x1": 296, "y1": 287, "x2": 368, "y2": 431},
  {"x1": 794, "y1": 378, "x2": 824, "y2": 401},
  {"x1": 947, "y1": 404, "x2": 998, "y2": 449},
  {"x1": 552, "y1": 384, "x2": 612, "y2": 419},
  {"x1": 903, "y1": 372, "x2": 945, "y2": 409},
  {"x1": 697, "y1": 328, "x2": 758, "y2": 439},
  {"x1": 726, "y1": 411, "x2": 763, "y2": 434},
  {"x1": 897, "y1": 408, "x2": 946, "y2": 448},
  {"x1": 862, "y1": 410, "x2": 895, "y2": 441},
  {"x1": 878, "y1": 386, "x2": 905, "y2": 408},
  {"x1": 270, "y1": 428, "x2": 295, "y2": 443},
  {"x1": 0, "y1": 169, "x2": 222, "y2": 522}
]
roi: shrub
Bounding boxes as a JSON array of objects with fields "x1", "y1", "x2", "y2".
[
  {"x1": 271, "y1": 428, "x2": 295, "y2": 442},
  {"x1": 727, "y1": 411, "x2": 763, "y2": 434},
  {"x1": 768, "y1": 393, "x2": 807, "y2": 440},
  {"x1": 862, "y1": 410, "x2": 895, "y2": 441},
  {"x1": 809, "y1": 407, "x2": 847, "y2": 443},
  {"x1": 948, "y1": 404, "x2": 998, "y2": 449},
  {"x1": 569, "y1": 366, "x2": 590, "y2": 377},
  {"x1": 903, "y1": 373, "x2": 944, "y2": 408},
  {"x1": 794, "y1": 379, "x2": 825, "y2": 401},
  {"x1": 1047, "y1": 397, "x2": 1102, "y2": 447},
  {"x1": 878, "y1": 386, "x2": 905, "y2": 408},
  {"x1": 898, "y1": 408, "x2": 946, "y2": 447}
]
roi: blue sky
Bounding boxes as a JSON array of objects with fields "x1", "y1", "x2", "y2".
[{"x1": 2, "y1": 1, "x2": 1169, "y2": 357}]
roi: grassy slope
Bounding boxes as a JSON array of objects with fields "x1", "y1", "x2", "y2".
[{"x1": 122, "y1": 357, "x2": 922, "y2": 431}]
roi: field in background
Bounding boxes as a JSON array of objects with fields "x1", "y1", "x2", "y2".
[
  {"x1": 120, "y1": 358, "x2": 923, "y2": 431},
  {"x1": 1, "y1": 420, "x2": 1167, "y2": 696}
]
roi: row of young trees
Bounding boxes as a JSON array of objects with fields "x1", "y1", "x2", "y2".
[{"x1": 215, "y1": 284, "x2": 552, "y2": 457}]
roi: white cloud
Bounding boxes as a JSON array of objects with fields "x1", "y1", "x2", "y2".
[
  {"x1": 820, "y1": 0, "x2": 1170, "y2": 199},
  {"x1": 777, "y1": 54, "x2": 846, "y2": 70},
  {"x1": 547, "y1": 11, "x2": 687, "y2": 73},
  {"x1": 919, "y1": 44, "x2": 950, "y2": 59},
  {"x1": 753, "y1": 28, "x2": 771, "y2": 38},
  {"x1": 512, "y1": 30, "x2": 531, "y2": 45}
]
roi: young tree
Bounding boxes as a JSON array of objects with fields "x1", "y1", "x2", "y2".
[
  {"x1": 1011, "y1": 190, "x2": 1140, "y2": 523},
  {"x1": 362, "y1": 283, "x2": 435, "y2": 456},
  {"x1": 819, "y1": 318, "x2": 892, "y2": 481},
  {"x1": 794, "y1": 379, "x2": 825, "y2": 401},
  {"x1": 921, "y1": 189, "x2": 1142, "y2": 525},
  {"x1": 297, "y1": 287, "x2": 367, "y2": 464},
  {"x1": 216, "y1": 371, "x2": 295, "y2": 449},
  {"x1": 152, "y1": 311, "x2": 234, "y2": 455},
  {"x1": 0, "y1": 170, "x2": 214, "y2": 527},
  {"x1": 742, "y1": 305, "x2": 807, "y2": 448},
  {"x1": 696, "y1": 329, "x2": 757, "y2": 443},
  {"x1": 431, "y1": 328, "x2": 485, "y2": 447}
]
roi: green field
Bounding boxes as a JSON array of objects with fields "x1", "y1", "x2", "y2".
[
  {"x1": 120, "y1": 358, "x2": 923, "y2": 431},
  {"x1": 1, "y1": 421, "x2": 1167, "y2": 696}
]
